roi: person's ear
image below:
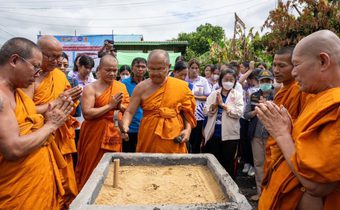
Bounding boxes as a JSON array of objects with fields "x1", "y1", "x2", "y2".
[
  {"x1": 9, "y1": 54, "x2": 19, "y2": 68},
  {"x1": 319, "y1": 52, "x2": 330, "y2": 72}
]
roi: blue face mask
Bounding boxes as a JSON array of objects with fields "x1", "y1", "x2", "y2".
[{"x1": 259, "y1": 83, "x2": 272, "y2": 92}]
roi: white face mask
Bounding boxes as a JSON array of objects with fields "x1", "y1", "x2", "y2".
[
  {"x1": 121, "y1": 75, "x2": 130, "y2": 80},
  {"x1": 212, "y1": 74, "x2": 219, "y2": 81},
  {"x1": 222, "y1": 81, "x2": 234, "y2": 90}
]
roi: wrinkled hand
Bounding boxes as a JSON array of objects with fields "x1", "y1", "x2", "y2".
[
  {"x1": 255, "y1": 101, "x2": 292, "y2": 140},
  {"x1": 179, "y1": 128, "x2": 191, "y2": 143},
  {"x1": 110, "y1": 92, "x2": 123, "y2": 109},
  {"x1": 45, "y1": 99, "x2": 73, "y2": 130},
  {"x1": 63, "y1": 86, "x2": 82, "y2": 102}
]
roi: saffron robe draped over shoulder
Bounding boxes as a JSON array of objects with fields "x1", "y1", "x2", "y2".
[
  {"x1": 137, "y1": 77, "x2": 197, "y2": 153},
  {"x1": 33, "y1": 68, "x2": 80, "y2": 208},
  {"x1": 75, "y1": 81, "x2": 129, "y2": 191},
  {"x1": 263, "y1": 82, "x2": 309, "y2": 180},
  {"x1": 0, "y1": 89, "x2": 64, "y2": 210},
  {"x1": 259, "y1": 87, "x2": 340, "y2": 210},
  {"x1": 259, "y1": 82, "x2": 308, "y2": 210}
]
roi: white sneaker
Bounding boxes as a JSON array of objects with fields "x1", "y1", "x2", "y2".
[
  {"x1": 247, "y1": 166, "x2": 255, "y2": 176},
  {"x1": 242, "y1": 163, "x2": 250, "y2": 173}
]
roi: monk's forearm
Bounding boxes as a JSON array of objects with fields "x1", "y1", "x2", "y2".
[
  {"x1": 3, "y1": 124, "x2": 55, "y2": 160},
  {"x1": 121, "y1": 111, "x2": 134, "y2": 132},
  {"x1": 182, "y1": 115, "x2": 192, "y2": 131},
  {"x1": 276, "y1": 134, "x2": 337, "y2": 197},
  {"x1": 83, "y1": 104, "x2": 113, "y2": 120},
  {"x1": 36, "y1": 103, "x2": 49, "y2": 114}
]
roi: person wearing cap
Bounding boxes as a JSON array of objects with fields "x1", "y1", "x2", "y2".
[{"x1": 244, "y1": 69, "x2": 275, "y2": 201}]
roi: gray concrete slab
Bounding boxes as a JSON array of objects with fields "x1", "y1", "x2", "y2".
[{"x1": 70, "y1": 153, "x2": 252, "y2": 210}]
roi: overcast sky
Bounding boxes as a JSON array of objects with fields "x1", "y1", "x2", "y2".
[{"x1": 0, "y1": 0, "x2": 277, "y2": 44}]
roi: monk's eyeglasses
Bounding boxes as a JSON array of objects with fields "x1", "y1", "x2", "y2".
[{"x1": 18, "y1": 56, "x2": 42, "y2": 76}]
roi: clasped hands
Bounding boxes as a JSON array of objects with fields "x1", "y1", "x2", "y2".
[{"x1": 255, "y1": 101, "x2": 293, "y2": 140}]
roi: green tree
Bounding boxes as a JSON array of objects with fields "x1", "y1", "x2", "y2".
[
  {"x1": 175, "y1": 23, "x2": 225, "y2": 60},
  {"x1": 262, "y1": 0, "x2": 339, "y2": 53}
]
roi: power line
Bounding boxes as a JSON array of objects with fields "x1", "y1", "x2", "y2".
[
  {"x1": 0, "y1": 24, "x2": 16, "y2": 37},
  {"x1": 0, "y1": 0, "x2": 269, "y2": 29},
  {"x1": 0, "y1": 0, "x2": 189, "y2": 9},
  {"x1": 0, "y1": 0, "x2": 255, "y2": 21},
  {"x1": 3, "y1": 2, "x2": 266, "y2": 29}
]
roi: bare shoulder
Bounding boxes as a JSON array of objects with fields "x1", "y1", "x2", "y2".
[
  {"x1": 83, "y1": 82, "x2": 96, "y2": 94},
  {"x1": 134, "y1": 79, "x2": 150, "y2": 94},
  {"x1": 0, "y1": 91, "x2": 12, "y2": 113}
]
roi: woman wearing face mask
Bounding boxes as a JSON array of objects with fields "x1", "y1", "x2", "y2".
[
  {"x1": 208, "y1": 67, "x2": 220, "y2": 90},
  {"x1": 119, "y1": 65, "x2": 131, "y2": 81},
  {"x1": 243, "y1": 69, "x2": 275, "y2": 201},
  {"x1": 203, "y1": 69, "x2": 244, "y2": 180}
]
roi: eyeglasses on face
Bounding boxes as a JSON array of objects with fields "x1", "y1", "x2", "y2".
[{"x1": 18, "y1": 55, "x2": 42, "y2": 75}]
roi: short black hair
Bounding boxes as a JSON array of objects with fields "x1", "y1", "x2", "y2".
[
  {"x1": 79, "y1": 55, "x2": 94, "y2": 69},
  {"x1": 242, "y1": 61, "x2": 249, "y2": 68},
  {"x1": 73, "y1": 53, "x2": 85, "y2": 72},
  {"x1": 248, "y1": 69, "x2": 261, "y2": 81},
  {"x1": 119, "y1": 65, "x2": 131, "y2": 74},
  {"x1": 218, "y1": 69, "x2": 237, "y2": 88},
  {"x1": 131, "y1": 57, "x2": 147, "y2": 67},
  {"x1": 175, "y1": 55, "x2": 185, "y2": 63},
  {"x1": 204, "y1": 64, "x2": 215, "y2": 72},
  {"x1": 257, "y1": 62, "x2": 267, "y2": 69},
  {"x1": 0, "y1": 37, "x2": 40, "y2": 65},
  {"x1": 174, "y1": 61, "x2": 188, "y2": 72},
  {"x1": 275, "y1": 45, "x2": 295, "y2": 56},
  {"x1": 61, "y1": 52, "x2": 68, "y2": 61}
]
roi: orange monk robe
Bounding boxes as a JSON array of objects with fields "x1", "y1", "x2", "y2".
[
  {"x1": 291, "y1": 88, "x2": 340, "y2": 209},
  {"x1": 0, "y1": 89, "x2": 64, "y2": 210},
  {"x1": 259, "y1": 88, "x2": 340, "y2": 210},
  {"x1": 263, "y1": 82, "x2": 309, "y2": 180},
  {"x1": 137, "y1": 77, "x2": 197, "y2": 153},
  {"x1": 75, "y1": 81, "x2": 129, "y2": 191},
  {"x1": 33, "y1": 68, "x2": 80, "y2": 208}
]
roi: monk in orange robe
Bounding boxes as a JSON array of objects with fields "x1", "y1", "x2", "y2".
[
  {"x1": 24, "y1": 35, "x2": 82, "y2": 209},
  {"x1": 257, "y1": 30, "x2": 340, "y2": 210},
  {"x1": 261, "y1": 46, "x2": 309, "y2": 189},
  {"x1": 76, "y1": 55, "x2": 129, "y2": 191},
  {"x1": 122, "y1": 49, "x2": 196, "y2": 153},
  {"x1": 0, "y1": 38, "x2": 72, "y2": 210}
]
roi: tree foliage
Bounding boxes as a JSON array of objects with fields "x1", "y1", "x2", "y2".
[
  {"x1": 175, "y1": 23, "x2": 225, "y2": 59},
  {"x1": 262, "y1": 0, "x2": 340, "y2": 53},
  {"x1": 199, "y1": 27, "x2": 272, "y2": 66}
]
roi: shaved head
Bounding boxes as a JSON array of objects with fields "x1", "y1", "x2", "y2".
[
  {"x1": 294, "y1": 30, "x2": 340, "y2": 65},
  {"x1": 99, "y1": 54, "x2": 118, "y2": 67},
  {"x1": 37, "y1": 35, "x2": 62, "y2": 53},
  {"x1": 37, "y1": 35, "x2": 63, "y2": 72},
  {"x1": 292, "y1": 30, "x2": 340, "y2": 93},
  {"x1": 148, "y1": 49, "x2": 170, "y2": 65}
]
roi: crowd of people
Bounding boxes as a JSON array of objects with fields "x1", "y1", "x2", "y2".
[{"x1": 0, "y1": 29, "x2": 339, "y2": 210}]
